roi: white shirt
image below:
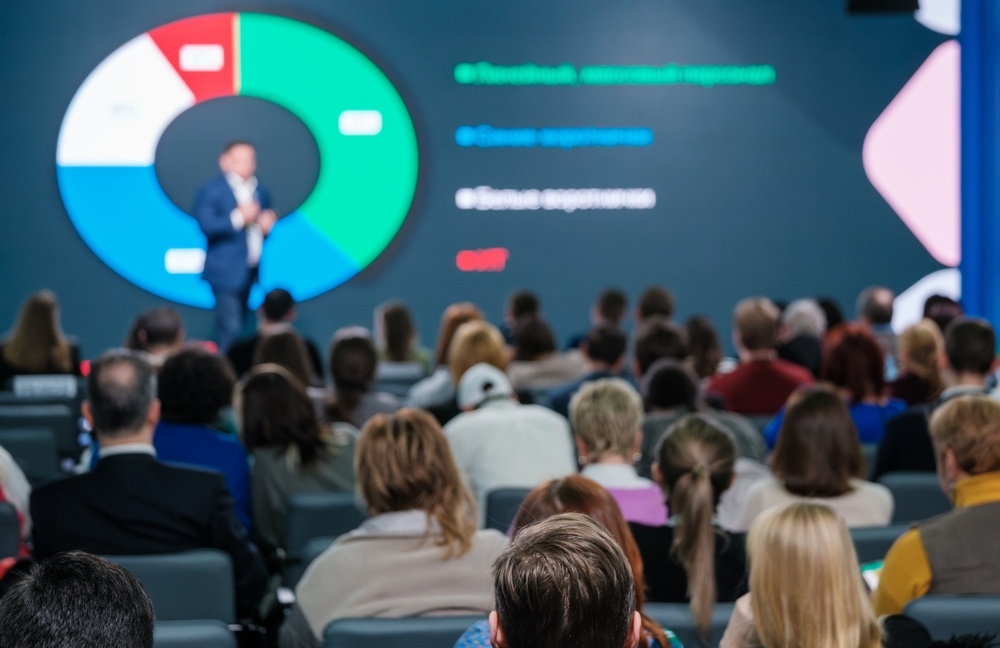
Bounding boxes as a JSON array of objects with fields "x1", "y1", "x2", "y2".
[
  {"x1": 732, "y1": 476, "x2": 894, "y2": 532},
  {"x1": 225, "y1": 172, "x2": 263, "y2": 267}
]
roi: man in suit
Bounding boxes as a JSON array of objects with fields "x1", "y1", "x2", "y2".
[
  {"x1": 194, "y1": 141, "x2": 277, "y2": 352},
  {"x1": 30, "y1": 349, "x2": 268, "y2": 620}
]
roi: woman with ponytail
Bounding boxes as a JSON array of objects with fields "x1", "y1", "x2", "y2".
[{"x1": 630, "y1": 414, "x2": 747, "y2": 641}]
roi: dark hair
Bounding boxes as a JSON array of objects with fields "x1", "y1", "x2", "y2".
[
  {"x1": 597, "y1": 289, "x2": 628, "y2": 325},
  {"x1": 642, "y1": 359, "x2": 699, "y2": 411},
  {"x1": 326, "y1": 332, "x2": 377, "y2": 424},
  {"x1": 261, "y1": 289, "x2": 294, "y2": 322},
  {"x1": 87, "y1": 349, "x2": 156, "y2": 437},
  {"x1": 634, "y1": 317, "x2": 689, "y2": 377},
  {"x1": 657, "y1": 414, "x2": 736, "y2": 640},
  {"x1": 856, "y1": 286, "x2": 893, "y2": 325},
  {"x1": 379, "y1": 301, "x2": 415, "y2": 362},
  {"x1": 637, "y1": 286, "x2": 674, "y2": 320},
  {"x1": 944, "y1": 318, "x2": 996, "y2": 376},
  {"x1": 512, "y1": 316, "x2": 557, "y2": 361},
  {"x1": 493, "y1": 513, "x2": 636, "y2": 648},
  {"x1": 158, "y1": 347, "x2": 235, "y2": 424},
  {"x1": 240, "y1": 365, "x2": 327, "y2": 466},
  {"x1": 816, "y1": 296, "x2": 845, "y2": 330},
  {"x1": 685, "y1": 316, "x2": 723, "y2": 379},
  {"x1": 253, "y1": 330, "x2": 315, "y2": 387},
  {"x1": 582, "y1": 325, "x2": 627, "y2": 366},
  {"x1": 507, "y1": 291, "x2": 540, "y2": 319},
  {"x1": 821, "y1": 324, "x2": 885, "y2": 404},
  {"x1": 923, "y1": 295, "x2": 964, "y2": 334},
  {"x1": 0, "y1": 551, "x2": 154, "y2": 648},
  {"x1": 222, "y1": 140, "x2": 254, "y2": 153},
  {"x1": 124, "y1": 308, "x2": 183, "y2": 351},
  {"x1": 769, "y1": 386, "x2": 864, "y2": 497}
]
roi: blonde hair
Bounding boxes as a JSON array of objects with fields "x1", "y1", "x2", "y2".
[
  {"x1": 3, "y1": 290, "x2": 72, "y2": 373},
  {"x1": 898, "y1": 320, "x2": 944, "y2": 399},
  {"x1": 747, "y1": 503, "x2": 881, "y2": 648},
  {"x1": 570, "y1": 378, "x2": 642, "y2": 461},
  {"x1": 447, "y1": 320, "x2": 507, "y2": 385},
  {"x1": 433, "y1": 302, "x2": 482, "y2": 367},
  {"x1": 356, "y1": 409, "x2": 478, "y2": 558},
  {"x1": 930, "y1": 394, "x2": 1000, "y2": 475}
]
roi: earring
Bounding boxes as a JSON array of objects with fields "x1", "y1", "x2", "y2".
[{"x1": 578, "y1": 456, "x2": 588, "y2": 466}]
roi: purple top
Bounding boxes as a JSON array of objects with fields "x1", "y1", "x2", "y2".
[{"x1": 605, "y1": 485, "x2": 669, "y2": 527}]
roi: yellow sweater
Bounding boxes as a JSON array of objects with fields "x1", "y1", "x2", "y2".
[{"x1": 872, "y1": 471, "x2": 1000, "y2": 615}]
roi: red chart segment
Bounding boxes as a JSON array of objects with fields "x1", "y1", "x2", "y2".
[{"x1": 149, "y1": 13, "x2": 237, "y2": 102}]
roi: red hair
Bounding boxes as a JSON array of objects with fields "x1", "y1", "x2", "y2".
[{"x1": 821, "y1": 324, "x2": 885, "y2": 404}]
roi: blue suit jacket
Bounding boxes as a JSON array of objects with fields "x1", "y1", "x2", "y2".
[{"x1": 193, "y1": 174, "x2": 272, "y2": 291}]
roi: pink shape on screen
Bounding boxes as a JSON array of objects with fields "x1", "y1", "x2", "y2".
[{"x1": 863, "y1": 40, "x2": 959, "y2": 267}]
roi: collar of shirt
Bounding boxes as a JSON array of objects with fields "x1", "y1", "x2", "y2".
[
  {"x1": 99, "y1": 443, "x2": 156, "y2": 459},
  {"x1": 347, "y1": 509, "x2": 441, "y2": 538},
  {"x1": 954, "y1": 471, "x2": 1000, "y2": 508},
  {"x1": 224, "y1": 172, "x2": 258, "y2": 202}
]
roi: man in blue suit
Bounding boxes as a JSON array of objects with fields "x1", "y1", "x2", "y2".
[{"x1": 193, "y1": 141, "x2": 277, "y2": 352}]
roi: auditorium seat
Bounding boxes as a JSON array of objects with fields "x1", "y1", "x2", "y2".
[
  {"x1": 323, "y1": 615, "x2": 484, "y2": 648},
  {"x1": 903, "y1": 596, "x2": 1000, "y2": 640},
  {"x1": 0, "y1": 428, "x2": 59, "y2": 486},
  {"x1": 0, "y1": 403, "x2": 81, "y2": 466},
  {"x1": 850, "y1": 524, "x2": 908, "y2": 564},
  {"x1": 484, "y1": 487, "x2": 532, "y2": 533},
  {"x1": 0, "y1": 503, "x2": 20, "y2": 559},
  {"x1": 284, "y1": 491, "x2": 367, "y2": 586},
  {"x1": 154, "y1": 620, "x2": 236, "y2": 648},
  {"x1": 877, "y1": 472, "x2": 952, "y2": 524},
  {"x1": 374, "y1": 362, "x2": 426, "y2": 398},
  {"x1": 644, "y1": 601, "x2": 735, "y2": 648}
]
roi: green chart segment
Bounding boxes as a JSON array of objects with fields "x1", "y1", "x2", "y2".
[{"x1": 238, "y1": 13, "x2": 419, "y2": 270}]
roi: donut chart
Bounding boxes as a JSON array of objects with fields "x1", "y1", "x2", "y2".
[{"x1": 56, "y1": 13, "x2": 418, "y2": 307}]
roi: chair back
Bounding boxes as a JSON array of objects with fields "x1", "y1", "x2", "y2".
[
  {"x1": 0, "y1": 428, "x2": 59, "y2": 486},
  {"x1": 644, "y1": 602, "x2": 736, "y2": 648},
  {"x1": 0, "y1": 502, "x2": 20, "y2": 558},
  {"x1": 284, "y1": 491, "x2": 367, "y2": 586},
  {"x1": 484, "y1": 487, "x2": 532, "y2": 533},
  {"x1": 0, "y1": 403, "x2": 81, "y2": 463},
  {"x1": 323, "y1": 615, "x2": 484, "y2": 648},
  {"x1": 850, "y1": 524, "x2": 909, "y2": 564},
  {"x1": 374, "y1": 362, "x2": 426, "y2": 398},
  {"x1": 154, "y1": 620, "x2": 236, "y2": 648},
  {"x1": 105, "y1": 550, "x2": 235, "y2": 623},
  {"x1": 903, "y1": 595, "x2": 1000, "y2": 640},
  {"x1": 878, "y1": 472, "x2": 952, "y2": 523}
]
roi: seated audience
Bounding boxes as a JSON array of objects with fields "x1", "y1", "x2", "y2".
[
  {"x1": 632, "y1": 316, "x2": 689, "y2": 383},
  {"x1": 873, "y1": 395, "x2": 1000, "y2": 615},
  {"x1": 30, "y1": 349, "x2": 267, "y2": 619},
  {"x1": 856, "y1": 285, "x2": 899, "y2": 377},
  {"x1": 123, "y1": 307, "x2": 184, "y2": 369},
  {"x1": 445, "y1": 363, "x2": 576, "y2": 523},
  {"x1": 776, "y1": 298, "x2": 825, "y2": 377},
  {"x1": 889, "y1": 319, "x2": 944, "y2": 406},
  {"x1": 153, "y1": 347, "x2": 252, "y2": 531},
  {"x1": 375, "y1": 300, "x2": 432, "y2": 375},
  {"x1": 488, "y1": 513, "x2": 644, "y2": 648},
  {"x1": 0, "y1": 551, "x2": 155, "y2": 648},
  {"x1": 720, "y1": 503, "x2": 881, "y2": 648},
  {"x1": 684, "y1": 315, "x2": 727, "y2": 381},
  {"x1": 0, "y1": 290, "x2": 81, "y2": 388},
  {"x1": 325, "y1": 328, "x2": 400, "y2": 429},
  {"x1": 923, "y1": 294, "x2": 963, "y2": 336},
  {"x1": 817, "y1": 296, "x2": 846, "y2": 331},
  {"x1": 570, "y1": 378, "x2": 667, "y2": 526},
  {"x1": 227, "y1": 288, "x2": 324, "y2": 379},
  {"x1": 506, "y1": 315, "x2": 587, "y2": 391},
  {"x1": 873, "y1": 317, "x2": 996, "y2": 480},
  {"x1": 280, "y1": 409, "x2": 507, "y2": 648},
  {"x1": 406, "y1": 302, "x2": 483, "y2": 409},
  {"x1": 566, "y1": 287, "x2": 628, "y2": 350},
  {"x1": 737, "y1": 387, "x2": 893, "y2": 531},
  {"x1": 548, "y1": 324, "x2": 628, "y2": 418},
  {"x1": 239, "y1": 364, "x2": 355, "y2": 558},
  {"x1": 633, "y1": 415, "x2": 747, "y2": 636},
  {"x1": 254, "y1": 329, "x2": 327, "y2": 415},
  {"x1": 764, "y1": 323, "x2": 905, "y2": 447},
  {"x1": 706, "y1": 297, "x2": 813, "y2": 416},
  {"x1": 500, "y1": 290, "x2": 540, "y2": 345},
  {"x1": 636, "y1": 285, "x2": 675, "y2": 325}
]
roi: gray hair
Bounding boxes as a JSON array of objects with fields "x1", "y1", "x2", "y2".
[
  {"x1": 87, "y1": 348, "x2": 157, "y2": 437},
  {"x1": 782, "y1": 299, "x2": 827, "y2": 338}
]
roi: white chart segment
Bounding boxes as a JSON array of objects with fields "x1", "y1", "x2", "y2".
[{"x1": 56, "y1": 34, "x2": 195, "y2": 166}]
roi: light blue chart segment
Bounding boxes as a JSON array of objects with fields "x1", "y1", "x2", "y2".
[{"x1": 258, "y1": 213, "x2": 360, "y2": 302}]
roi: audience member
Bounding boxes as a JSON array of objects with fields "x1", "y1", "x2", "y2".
[
  {"x1": 738, "y1": 387, "x2": 893, "y2": 531},
  {"x1": 30, "y1": 349, "x2": 267, "y2": 619},
  {"x1": 280, "y1": 409, "x2": 507, "y2": 648},
  {"x1": 636, "y1": 285, "x2": 674, "y2": 324},
  {"x1": 0, "y1": 290, "x2": 81, "y2": 388},
  {"x1": 445, "y1": 363, "x2": 575, "y2": 521},
  {"x1": 776, "y1": 298, "x2": 825, "y2": 377},
  {"x1": 706, "y1": 298, "x2": 813, "y2": 415},
  {"x1": 873, "y1": 395, "x2": 1000, "y2": 615},
  {"x1": 375, "y1": 300, "x2": 432, "y2": 375},
  {"x1": 406, "y1": 302, "x2": 482, "y2": 409},
  {"x1": 0, "y1": 551, "x2": 155, "y2": 648},
  {"x1": 253, "y1": 329, "x2": 318, "y2": 387},
  {"x1": 227, "y1": 288, "x2": 324, "y2": 379},
  {"x1": 684, "y1": 315, "x2": 725, "y2": 381},
  {"x1": 633, "y1": 415, "x2": 747, "y2": 637},
  {"x1": 633, "y1": 317, "x2": 689, "y2": 382},
  {"x1": 816, "y1": 296, "x2": 846, "y2": 330},
  {"x1": 720, "y1": 503, "x2": 881, "y2": 648},
  {"x1": 500, "y1": 290, "x2": 540, "y2": 344},
  {"x1": 123, "y1": 307, "x2": 184, "y2": 369},
  {"x1": 566, "y1": 287, "x2": 629, "y2": 350},
  {"x1": 0, "y1": 444, "x2": 30, "y2": 556},
  {"x1": 889, "y1": 320, "x2": 944, "y2": 406},
  {"x1": 872, "y1": 317, "x2": 996, "y2": 480},
  {"x1": 325, "y1": 327, "x2": 400, "y2": 428},
  {"x1": 570, "y1": 378, "x2": 667, "y2": 526},
  {"x1": 923, "y1": 294, "x2": 963, "y2": 335},
  {"x1": 548, "y1": 324, "x2": 628, "y2": 417},
  {"x1": 153, "y1": 347, "x2": 252, "y2": 531},
  {"x1": 764, "y1": 323, "x2": 905, "y2": 447},
  {"x1": 857, "y1": 285, "x2": 898, "y2": 374},
  {"x1": 506, "y1": 315, "x2": 587, "y2": 390},
  {"x1": 240, "y1": 364, "x2": 355, "y2": 558}
]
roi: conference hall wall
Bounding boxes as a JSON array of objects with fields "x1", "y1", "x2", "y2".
[{"x1": 0, "y1": 0, "x2": 951, "y2": 355}]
